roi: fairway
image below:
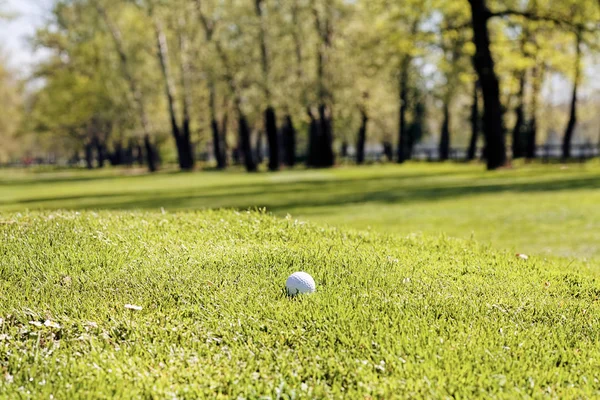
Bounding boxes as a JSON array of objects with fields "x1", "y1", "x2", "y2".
[
  {"x1": 1, "y1": 211, "x2": 600, "y2": 398},
  {"x1": 2, "y1": 163, "x2": 600, "y2": 259}
]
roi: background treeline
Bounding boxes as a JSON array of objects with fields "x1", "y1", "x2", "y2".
[{"x1": 1, "y1": 0, "x2": 599, "y2": 171}]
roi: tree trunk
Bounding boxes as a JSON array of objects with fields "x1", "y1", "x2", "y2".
[
  {"x1": 356, "y1": 108, "x2": 368, "y2": 165},
  {"x1": 265, "y1": 107, "x2": 279, "y2": 171},
  {"x1": 312, "y1": 3, "x2": 335, "y2": 169},
  {"x1": 256, "y1": 131, "x2": 264, "y2": 164},
  {"x1": 95, "y1": 137, "x2": 106, "y2": 168},
  {"x1": 239, "y1": 114, "x2": 257, "y2": 172},
  {"x1": 124, "y1": 140, "x2": 134, "y2": 166},
  {"x1": 154, "y1": 19, "x2": 193, "y2": 170},
  {"x1": 527, "y1": 65, "x2": 541, "y2": 159},
  {"x1": 112, "y1": 140, "x2": 123, "y2": 166},
  {"x1": 208, "y1": 82, "x2": 226, "y2": 169},
  {"x1": 439, "y1": 102, "x2": 450, "y2": 161},
  {"x1": 341, "y1": 141, "x2": 348, "y2": 158},
  {"x1": 85, "y1": 141, "x2": 94, "y2": 169},
  {"x1": 282, "y1": 114, "x2": 297, "y2": 167},
  {"x1": 467, "y1": 80, "x2": 480, "y2": 161},
  {"x1": 255, "y1": 0, "x2": 279, "y2": 172},
  {"x1": 135, "y1": 141, "x2": 144, "y2": 166},
  {"x1": 144, "y1": 134, "x2": 157, "y2": 172},
  {"x1": 307, "y1": 108, "x2": 318, "y2": 167},
  {"x1": 180, "y1": 117, "x2": 193, "y2": 169},
  {"x1": 468, "y1": 0, "x2": 506, "y2": 170},
  {"x1": 562, "y1": 31, "x2": 582, "y2": 160},
  {"x1": 396, "y1": 56, "x2": 410, "y2": 163},
  {"x1": 178, "y1": 22, "x2": 195, "y2": 170},
  {"x1": 511, "y1": 72, "x2": 526, "y2": 159},
  {"x1": 210, "y1": 120, "x2": 225, "y2": 169},
  {"x1": 383, "y1": 141, "x2": 393, "y2": 161},
  {"x1": 318, "y1": 104, "x2": 335, "y2": 167}
]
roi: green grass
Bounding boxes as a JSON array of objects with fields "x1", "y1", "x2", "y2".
[
  {"x1": 1, "y1": 163, "x2": 600, "y2": 397},
  {"x1": 1, "y1": 162, "x2": 600, "y2": 259},
  {"x1": 1, "y1": 210, "x2": 600, "y2": 398}
]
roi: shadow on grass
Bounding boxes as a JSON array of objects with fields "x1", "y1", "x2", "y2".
[{"x1": 5, "y1": 169, "x2": 600, "y2": 213}]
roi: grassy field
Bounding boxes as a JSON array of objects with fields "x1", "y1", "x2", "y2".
[
  {"x1": 1, "y1": 163, "x2": 600, "y2": 397},
  {"x1": 1, "y1": 210, "x2": 600, "y2": 398},
  {"x1": 1, "y1": 162, "x2": 599, "y2": 259}
]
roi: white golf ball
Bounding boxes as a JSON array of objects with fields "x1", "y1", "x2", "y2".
[{"x1": 286, "y1": 271, "x2": 316, "y2": 296}]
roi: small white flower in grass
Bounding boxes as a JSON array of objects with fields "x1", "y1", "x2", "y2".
[
  {"x1": 29, "y1": 321, "x2": 43, "y2": 327},
  {"x1": 44, "y1": 320, "x2": 61, "y2": 329},
  {"x1": 4, "y1": 373, "x2": 13, "y2": 384},
  {"x1": 124, "y1": 304, "x2": 143, "y2": 311}
]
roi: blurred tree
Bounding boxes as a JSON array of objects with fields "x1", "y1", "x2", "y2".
[
  {"x1": 254, "y1": 0, "x2": 279, "y2": 171},
  {"x1": 94, "y1": 0, "x2": 159, "y2": 171},
  {"x1": 0, "y1": 55, "x2": 22, "y2": 164}
]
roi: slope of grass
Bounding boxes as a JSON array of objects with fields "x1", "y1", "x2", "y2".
[
  {"x1": 1, "y1": 210, "x2": 599, "y2": 398},
  {"x1": 1, "y1": 162, "x2": 600, "y2": 259}
]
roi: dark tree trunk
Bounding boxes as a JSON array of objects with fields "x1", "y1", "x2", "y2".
[
  {"x1": 144, "y1": 134, "x2": 158, "y2": 173},
  {"x1": 468, "y1": 0, "x2": 506, "y2": 170},
  {"x1": 527, "y1": 65, "x2": 542, "y2": 159},
  {"x1": 396, "y1": 57, "x2": 410, "y2": 163},
  {"x1": 154, "y1": 20, "x2": 192, "y2": 170},
  {"x1": 124, "y1": 140, "x2": 134, "y2": 166},
  {"x1": 282, "y1": 114, "x2": 297, "y2": 167},
  {"x1": 407, "y1": 101, "x2": 425, "y2": 160},
  {"x1": 85, "y1": 142, "x2": 94, "y2": 169},
  {"x1": 562, "y1": 31, "x2": 582, "y2": 160},
  {"x1": 311, "y1": 3, "x2": 334, "y2": 169},
  {"x1": 255, "y1": 0, "x2": 278, "y2": 171},
  {"x1": 318, "y1": 104, "x2": 335, "y2": 167},
  {"x1": 220, "y1": 112, "x2": 229, "y2": 167},
  {"x1": 307, "y1": 109, "x2": 319, "y2": 167},
  {"x1": 180, "y1": 116, "x2": 194, "y2": 170},
  {"x1": 356, "y1": 108, "x2": 368, "y2": 165},
  {"x1": 95, "y1": 137, "x2": 106, "y2": 168},
  {"x1": 467, "y1": 80, "x2": 480, "y2": 161},
  {"x1": 238, "y1": 114, "x2": 257, "y2": 172},
  {"x1": 211, "y1": 119, "x2": 226, "y2": 169},
  {"x1": 112, "y1": 141, "x2": 123, "y2": 166},
  {"x1": 383, "y1": 141, "x2": 393, "y2": 161},
  {"x1": 439, "y1": 102, "x2": 451, "y2": 161},
  {"x1": 232, "y1": 147, "x2": 240, "y2": 165},
  {"x1": 209, "y1": 82, "x2": 226, "y2": 169},
  {"x1": 511, "y1": 72, "x2": 526, "y2": 159},
  {"x1": 341, "y1": 141, "x2": 348, "y2": 158},
  {"x1": 265, "y1": 107, "x2": 279, "y2": 171},
  {"x1": 256, "y1": 131, "x2": 264, "y2": 164},
  {"x1": 178, "y1": 25, "x2": 195, "y2": 171},
  {"x1": 135, "y1": 141, "x2": 144, "y2": 166}
]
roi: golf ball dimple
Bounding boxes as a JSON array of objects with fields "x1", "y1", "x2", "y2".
[{"x1": 286, "y1": 272, "x2": 316, "y2": 296}]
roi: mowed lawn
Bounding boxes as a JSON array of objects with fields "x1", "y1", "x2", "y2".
[
  {"x1": 1, "y1": 162, "x2": 600, "y2": 259},
  {"x1": 1, "y1": 211, "x2": 600, "y2": 398}
]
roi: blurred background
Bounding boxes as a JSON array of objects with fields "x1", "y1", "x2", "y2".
[{"x1": 1, "y1": 0, "x2": 599, "y2": 258}]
